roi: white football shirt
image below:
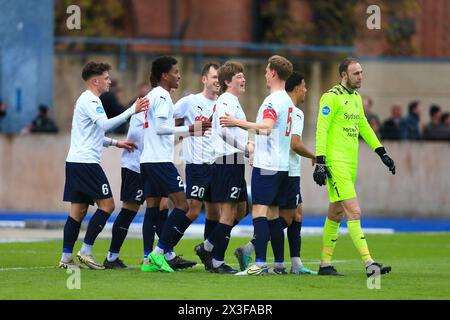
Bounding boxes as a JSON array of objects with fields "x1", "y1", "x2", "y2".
[
  {"x1": 253, "y1": 90, "x2": 293, "y2": 171},
  {"x1": 66, "y1": 90, "x2": 107, "y2": 164},
  {"x1": 288, "y1": 107, "x2": 304, "y2": 177},
  {"x1": 211, "y1": 92, "x2": 248, "y2": 158},
  {"x1": 140, "y1": 86, "x2": 175, "y2": 163},
  {"x1": 121, "y1": 112, "x2": 145, "y2": 173},
  {"x1": 173, "y1": 93, "x2": 215, "y2": 164}
]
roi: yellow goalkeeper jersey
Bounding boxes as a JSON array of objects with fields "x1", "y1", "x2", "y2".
[{"x1": 315, "y1": 84, "x2": 382, "y2": 166}]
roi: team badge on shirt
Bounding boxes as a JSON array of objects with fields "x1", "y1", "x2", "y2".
[
  {"x1": 322, "y1": 106, "x2": 331, "y2": 115},
  {"x1": 96, "y1": 106, "x2": 104, "y2": 114}
]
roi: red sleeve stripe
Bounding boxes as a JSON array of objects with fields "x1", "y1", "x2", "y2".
[{"x1": 263, "y1": 108, "x2": 277, "y2": 121}]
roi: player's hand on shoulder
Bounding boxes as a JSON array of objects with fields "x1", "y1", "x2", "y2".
[
  {"x1": 219, "y1": 113, "x2": 237, "y2": 127},
  {"x1": 117, "y1": 140, "x2": 137, "y2": 152},
  {"x1": 134, "y1": 97, "x2": 150, "y2": 113}
]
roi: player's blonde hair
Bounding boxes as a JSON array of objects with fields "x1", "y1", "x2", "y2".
[
  {"x1": 218, "y1": 61, "x2": 244, "y2": 93},
  {"x1": 268, "y1": 55, "x2": 293, "y2": 81}
]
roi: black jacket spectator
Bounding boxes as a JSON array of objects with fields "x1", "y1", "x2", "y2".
[
  {"x1": 400, "y1": 101, "x2": 422, "y2": 140},
  {"x1": 30, "y1": 105, "x2": 58, "y2": 133},
  {"x1": 423, "y1": 104, "x2": 444, "y2": 140},
  {"x1": 381, "y1": 105, "x2": 403, "y2": 140},
  {"x1": 100, "y1": 80, "x2": 128, "y2": 134}
]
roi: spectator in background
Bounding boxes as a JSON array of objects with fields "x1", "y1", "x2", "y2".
[
  {"x1": 441, "y1": 112, "x2": 450, "y2": 129},
  {"x1": 400, "y1": 100, "x2": 422, "y2": 140},
  {"x1": 26, "y1": 104, "x2": 59, "y2": 133},
  {"x1": 100, "y1": 79, "x2": 128, "y2": 134},
  {"x1": 381, "y1": 104, "x2": 403, "y2": 140},
  {"x1": 0, "y1": 100, "x2": 7, "y2": 132},
  {"x1": 423, "y1": 104, "x2": 443, "y2": 140},
  {"x1": 362, "y1": 96, "x2": 381, "y2": 138},
  {"x1": 437, "y1": 112, "x2": 450, "y2": 140}
]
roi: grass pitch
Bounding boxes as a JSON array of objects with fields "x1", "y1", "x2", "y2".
[{"x1": 0, "y1": 233, "x2": 449, "y2": 300}]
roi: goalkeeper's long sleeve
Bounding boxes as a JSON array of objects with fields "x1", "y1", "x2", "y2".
[{"x1": 315, "y1": 93, "x2": 337, "y2": 157}]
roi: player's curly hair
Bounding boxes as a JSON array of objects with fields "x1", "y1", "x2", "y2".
[
  {"x1": 218, "y1": 61, "x2": 244, "y2": 93},
  {"x1": 285, "y1": 71, "x2": 305, "y2": 92},
  {"x1": 150, "y1": 56, "x2": 178, "y2": 88},
  {"x1": 81, "y1": 62, "x2": 111, "y2": 81}
]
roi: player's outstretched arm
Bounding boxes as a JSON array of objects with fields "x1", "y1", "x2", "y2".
[
  {"x1": 188, "y1": 120, "x2": 212, "y2": 136},
  {"x1": 96, "y1": 97, "x2": 149, "y2": 132},
  {"x1": 291, "y1": 134, "x2": 316, "y2": 165},
  {"x1": 217, "y1": 127, "x2": 248, "y2": 152},
  {"x1": 154, "y1": 117, "x2": 211, "y2": 137},
  {"x1": 103, "y1": 137, "x2": 137, "y2": 152},
  {"x1": 375, "y1": 147, "x2": 396, "y2": 175},
  {"x1": 219, "y1": 113, "x2": 274, "y2": 135}
]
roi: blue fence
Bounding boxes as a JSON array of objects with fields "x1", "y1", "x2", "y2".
[
  {"x1": 55, "y1": 36, "x2": 356, "y2": 71},
  {"x1": 0, "y1": 0, "x2": 53, "y2": 133},
  {"x1": 1, "y1": 211, "x2": 450, "y2": 233}
]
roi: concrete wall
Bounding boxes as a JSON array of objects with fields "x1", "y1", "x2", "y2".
[
  {"x1": 53, "y1": 54, "x2": 450, "y2": 140},
  {"x1": 1, "y1": 135, "x2": 449, "y2": 218}
]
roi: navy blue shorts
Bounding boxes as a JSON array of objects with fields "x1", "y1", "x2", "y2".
[
  {"x1": 120, "y1": 168, "x2": 144, "y2": 205},
  {"x1": 211, "y1": 154, "x2": 247, "y2": 203},
  {"x1": 185, "y1": 163, "x2": 213, "y2": 202},
  {"x1": 279, "y1": 176, "x2": 302, "y2": 209},
  {"x1": 251, "y1": 167, "x2": 289, "y2": 206},
  {"x1": 63, "y1": 162, "x2": 112, "y2": 205},
  {"x1": 140, "y1": 162, "x2": 184, "y2": 198}
]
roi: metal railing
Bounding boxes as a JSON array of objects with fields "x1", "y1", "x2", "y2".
[{"x1": 55, "y1": 36, "x2": 356, "y2": 70}]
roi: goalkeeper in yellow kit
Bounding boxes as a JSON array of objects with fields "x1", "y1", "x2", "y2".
[{"x1": 314, "y1": 57, "x2": 395, "y2": 277}]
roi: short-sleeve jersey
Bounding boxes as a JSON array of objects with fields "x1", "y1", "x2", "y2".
[
  {"x1": 211, "y1": 92, "x2": 248, "y2": 158},
  {"x1": 140, "y1": 86, "x2": 175, "y2": 163},
  {"x1": 289, "y1": 107, "x2": 304, "y2": 177},
  {"x1": 66, "y1": 90, "x2": 107, "y2": 164},
  {"x1": 253, "y1": 90, "x2": 293, "y2": 171}
]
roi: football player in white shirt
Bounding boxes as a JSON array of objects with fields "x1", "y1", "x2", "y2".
[
  {"x1": 60, "y1": 62, "x2": 149, "y2": 269},
  {"x1": 195, "y1": 61, "x2": 252, "y2": 274},
  {"x1": 233, "y1": 71, "x2": 318, "y2": 275},
  {"x1": 140, "y1": 56, "x2": 210, "y2": 273},
  {"x1": 220, "y1": 55, "x2": 294, "y2": 276},
  {"x1": 173, "y1": 62, "x2": 220, "y2": 243}
]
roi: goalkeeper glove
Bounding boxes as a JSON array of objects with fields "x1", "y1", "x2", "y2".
[
  {"x1": 375, "y1": 147, "x2": 395, "y2": 175},
  {"x1": 313, "y1": 156, "x2": 332, "y2": 186}
]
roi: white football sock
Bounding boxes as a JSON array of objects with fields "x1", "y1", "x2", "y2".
[
  {"x1": 291, "y1": 257, "x2": 303, "y2": 269},
  {"x1": 204, "y1": 239, "x2": 214, "y2": 252},
  {"x1": 107, "y1": 252, "x2": 119, "y2": 262},
  {"x1": 80, "y1": 243, "x2": 93, "y2": 256}
]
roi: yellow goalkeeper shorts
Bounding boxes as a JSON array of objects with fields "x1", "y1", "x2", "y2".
[{"x1": 325, "y1": 164, "x2": 357, "y2": 203}]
